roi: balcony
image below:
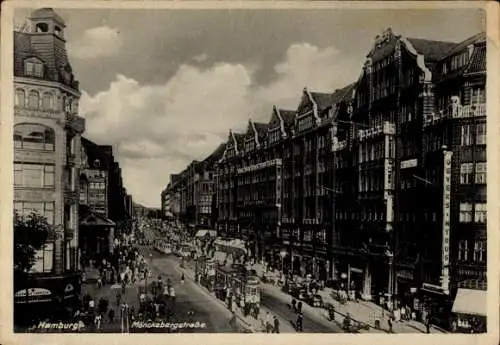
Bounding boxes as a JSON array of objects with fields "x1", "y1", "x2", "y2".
[
  {"x1": 424, "y1": 103, "x2": 486, "y2": 127},
  {"x1": 65, "y1": 113, "x2": 85, "y2": 133}
]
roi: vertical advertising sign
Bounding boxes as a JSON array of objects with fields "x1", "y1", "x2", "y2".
[{"x1": 441, "y1": 151, "x2": 453, "y2": 294}]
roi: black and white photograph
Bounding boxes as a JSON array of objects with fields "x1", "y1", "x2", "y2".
[{"x1": 1, "y1": 0, "x2": 498, "y2": 340}]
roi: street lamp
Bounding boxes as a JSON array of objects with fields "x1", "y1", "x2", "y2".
[{"x1": 279, "y1": 248, "x2": 287, "y2": 275}]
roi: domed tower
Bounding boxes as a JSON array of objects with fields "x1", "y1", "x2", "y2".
[{"x1": 13, "y1": 7, "x2": 84, "y2": 305}]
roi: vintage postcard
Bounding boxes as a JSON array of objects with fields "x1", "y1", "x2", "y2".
[{"x1": 0, "y1": 0, "x2": 499, "y2": 344}]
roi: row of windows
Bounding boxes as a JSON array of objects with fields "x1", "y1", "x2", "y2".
[
  {"x1": 359, "y1": 141, "x2": 389, "y2": 163},
  {"x1": 460, "y1": 162, "x2": 487, "y2": 184},
  {"x1": 14, "y1": 163, "x2": 55, "y2": 188},
  {"x1": 89, "y1": 182, "x2": 106, "y2": 190},
  {"x1": 459, "y1": 203, "x2": 487, "y2": 223},
  {"x1": 198, "y1": 206, "x2": 211, "y2": 214},
  {"x1": 15, "y1": 89, "x2": 79, "y2": 113},
  {"x1": 14, "y1": 201, "x2": 55, "y2": 225},
  {"x1": 461, "y1": 123, "x2": 486, "y2": 146},
  {"x1": 458, "y1": 240, "x2": 486, "y2": 262}
]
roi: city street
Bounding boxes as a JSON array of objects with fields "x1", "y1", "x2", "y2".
[
  {"x1": 138, "y1": 229, "x2": 341, "y2": 333},
  {"x1": 137, "y1": 246, "x2": 243, "y2": 333},
  {"x1": 260, "y1": 292, "x2": 341, "y2": 333}
]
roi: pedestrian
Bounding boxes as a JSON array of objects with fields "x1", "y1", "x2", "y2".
[
  {"x1": 108, "y1": 308, "x2": 115, "y2": 323},
  {"x1": 425, "y1": 313, "x2": 431, "y2": 334},
  {"x1": 121, "y1": 280, "x2": 126, "y2": 295},
  {"x1": 273, "y1": 315, "x2": 280, "y2": 333},
  {"x1": 97, "y1": 275, "x2": 102, "y2": 289},
  {"x1": 94, "y1": 313, "x2": 102, "y2": 331},
  {"x1": 265, "y1": 312, "x2": 273, "y2": 333},
  {"x1": 291, "y1": 298, "x2": 296, "y2": 312},
  {"x1": 297, "y1": 300, "x2": 303, "y2": 313},
  {"x1": 387, "y1": 315, "x2": 393, "y2": 333},
  {"x1": 181, "y1": 273, "x2": 185, "y2": 284},
  {"x1": 112, "y1": 289, "x2": 120, "y2": 305},
  {"x1": 296, "y1": 312, "x2": 303, "y2": 332}
]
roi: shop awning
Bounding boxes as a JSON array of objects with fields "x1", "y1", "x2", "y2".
[
  {"x1": 195, "y1": 229, "x2": 217, "y2": 238},
  {"x1": 452, "y1": 288, "x2": 487, "y2": 316}
]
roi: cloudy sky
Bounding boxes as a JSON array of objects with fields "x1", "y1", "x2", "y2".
[{"x1": 15, "y1": 6, "x2": 484, "y2": 207}]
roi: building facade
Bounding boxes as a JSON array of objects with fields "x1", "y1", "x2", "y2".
[
  {"x1": 212, "y1": 29, "x2": 487, "y2": 322},
  {"x1": 79, "y1": 137, "x2": 116, "y2": 261},
  {"x1": 162, "y1": 145, "x2": 224, "y2": 228},
  {"x1": 13, "y1": 8, "x2": 84, "y2": 314}
]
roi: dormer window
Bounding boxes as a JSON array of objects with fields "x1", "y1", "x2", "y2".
[
  {"x1": 93, "y1": 159, "x2": 100, "y2": 168},
  {"x1": 25, "y1": 59, "x2": 44, "y2": 78},
  {"x1": 35, "y1": 23, "x2": 49, "y2": 33},
  {"x1": 54, "y1": 26, "x2": 62, "y2": 37}
]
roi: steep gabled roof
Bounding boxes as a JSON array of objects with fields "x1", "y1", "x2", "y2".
[
  {"x1": 406, "y1": 37, "x2": 457, "y2": 62},
  {"x1": 310, "y1": 92, "x2": 338, "y2": 111},
  {"x1": 465, "y1": 41, "x2": 486, "y2": 75},
  {"x1": 280, "y1": 110, "x2": 296, "y2": 130},
  {"x1": 233, "y1": 133, "x2": 246, "y2": 148},
  {"x1": 443, "y1": 32, "x2": 486, "y2": 59},
  {"x1": 253, "y1": 122, "x2": 268, "y2": 139},
  {"x1": 369, "y1": 36, "x2": 399, "y2": 63},
  {"x1": 202, "y1": 143, "x2": 226, "y2": 169}
]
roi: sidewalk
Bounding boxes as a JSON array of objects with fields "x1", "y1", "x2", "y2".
[
  {"x1": 315, "y1": 287, "x2": 448, "y2": 334},
  {"x1": 180, "y1": 260, "x2": 295, "y2": 333}
]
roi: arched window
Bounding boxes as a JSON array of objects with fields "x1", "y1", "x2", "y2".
[
  {"x1": 14, "y1": 123, "x2": 55, "y2": 151},
  {"x1": 41, "y1": 92, "x2": 54, "y2": 111},
  {"x1": 28, "y1": 91, "x2": 40, "y2": 109},
  {"x1": 15, "y1": 89, "x2": 25, "y2": 107}
]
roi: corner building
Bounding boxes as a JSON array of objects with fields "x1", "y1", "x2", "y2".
[{"x1": 13, "y1": 8, "x2": 84, "y2": 314}]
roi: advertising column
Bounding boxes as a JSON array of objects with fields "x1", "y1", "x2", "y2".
[{"x1": 441, "y1": 150, "x2": 453, "y2": 294}]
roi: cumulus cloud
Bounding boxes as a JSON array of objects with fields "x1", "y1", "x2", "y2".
[
  {"x1": 80, "y1": 42, "x2": 355, "y2": 206},
  {"x1": 68, "y1": 26, "x2": 123, "y2": 59}
]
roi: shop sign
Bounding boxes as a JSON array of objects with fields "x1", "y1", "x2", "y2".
[
  {"x1": 441, "y1": 151, "x2": 452, "y2": 293},
  {"x1": 397, "y1": 269, "x2": 414, "y2": 280},
  {"x1": 15, "y1": 288, "x2": 51, "y2": 297},
  {"x1": 401, "y1": 158, "x2": 418, "y2": 169}
]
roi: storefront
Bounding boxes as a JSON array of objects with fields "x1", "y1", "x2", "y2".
[
  {"x1": 79, "y1": 210, "x2": 116, "y2": 262},
  {"x1": 418, "y1": 283, "x2": 453, "y2": 328},
  {"x1": 14, "y1": 272, "x2": 81, "y2": 327},
  {"x1": 451, "y1": 288, "x2": 487, "y2": 333}
]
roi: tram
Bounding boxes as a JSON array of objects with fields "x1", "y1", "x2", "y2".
[
  {"x1": 214, "y1": 264, "x2": 261, "y2": 315},
  {"x1": 195, "y1": 256, "x2": 216, "y2": 292}
]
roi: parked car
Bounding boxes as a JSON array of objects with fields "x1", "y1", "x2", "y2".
[
  {"x1": 297, "y1": 289, "x2": 308, "y2": 301},
  {"x1": 307, "y1": 294, "x2": 324, "y2": 308}
]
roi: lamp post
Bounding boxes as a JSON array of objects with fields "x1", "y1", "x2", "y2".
[{"x1": 279, "y1": 248, "x2": 287, "y2": 275}]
